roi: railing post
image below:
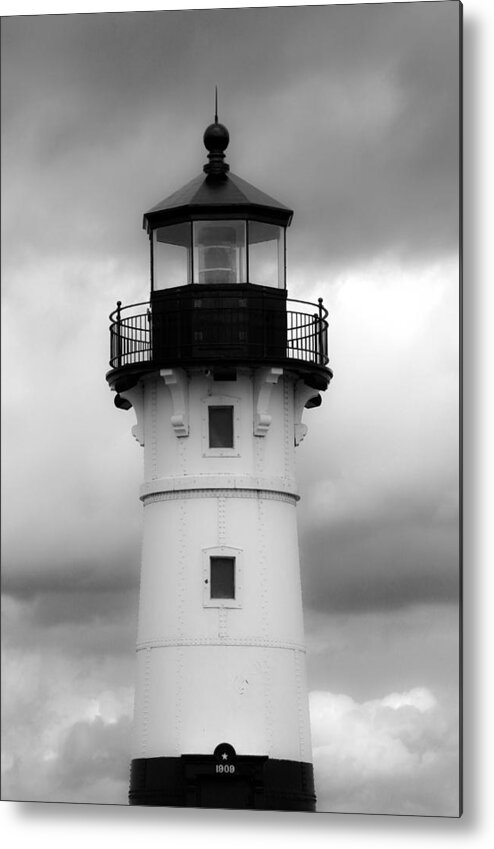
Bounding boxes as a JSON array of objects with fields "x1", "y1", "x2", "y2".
[
  {"x1": 318, "y1": 297, "x2": 325, "y2": 364},
  {"x1": 262, "y1": 288, "x2": 267, "y2": 359},
  {"x1": 116, "y1": 300, "x2": 122, "y2": 368},
  {"x1": 147, "y1": 308, "x2": 152, "y2": 363},
  {"x1": 313, "y1": 314, "x2": 318, "y2": 363}
]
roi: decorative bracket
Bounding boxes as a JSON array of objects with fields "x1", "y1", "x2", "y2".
[
  {"x1": 253, "y1": 367, "x2": 283, "y2": 436},
  {"x1": 160, "y1": 368, "x2": 189, "y2": 437},
  {"x1": 294, "y1": 381, "x2": 321, "y2": 446},
  {"x1": 118, "y1": 385, "x2": 145, "y2": 446}
]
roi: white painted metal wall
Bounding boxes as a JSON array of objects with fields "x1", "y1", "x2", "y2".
[{"x1": 122, "y1": 367, "x2": 316, "y2": 764}]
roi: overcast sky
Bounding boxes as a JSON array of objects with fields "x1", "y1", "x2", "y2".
[{"x1": 1, "y1": 1, "x2": 460, "y2": 816}]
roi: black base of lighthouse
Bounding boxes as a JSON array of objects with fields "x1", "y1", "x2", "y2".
[{"x1": 129, "y1": 755, "x2": 316, "y2": 812}]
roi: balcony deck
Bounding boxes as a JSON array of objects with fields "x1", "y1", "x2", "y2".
[{"x1": 106, "y1": 289, "x2": 332, "y2": 393}]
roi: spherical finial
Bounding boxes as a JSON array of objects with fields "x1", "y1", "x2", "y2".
[{"x1": 203, "y1": 121, "x2": 230, "y2": 153}]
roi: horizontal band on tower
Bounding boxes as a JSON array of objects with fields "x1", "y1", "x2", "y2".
[
  {"x1": 140, "y1": 474, "x2": 299, "y2": 501},
  {"x1": 141, "y1": 487, "x2": 298, "y2": 505},
  {"x1": 136, "y1": 637, "x2": 306, "y2": 652}
]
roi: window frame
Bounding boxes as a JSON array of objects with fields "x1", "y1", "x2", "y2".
[
  {"x1": 202, "y1": 546, "x2": 243, "y2": 609},
  {"x1": 201, "y1": 395, "x2": 241, "y2": 457}
]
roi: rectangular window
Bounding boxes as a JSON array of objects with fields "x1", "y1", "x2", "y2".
[
  {"x1": 208, "y1": 405, "x2": 234, "y2": 448},
  {"x1": 210, "y1": 557, "x2": 235, "y2": 599}
]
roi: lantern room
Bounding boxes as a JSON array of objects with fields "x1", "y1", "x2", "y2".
[
  {"x1": 144, "y1": 118, "x2": 291, "y2": 292},
  {"x1": 106, "y1": 115, "x2": 332, "y2": 396},
  {"x1": 151, "y1": 219, "x2": 286, "y2": 290}
]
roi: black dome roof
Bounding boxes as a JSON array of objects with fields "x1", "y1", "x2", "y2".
[
  {"x1": 143, "y1": 170, "x2": 293, "y2": 232},
  {"x1": 143, "y1": 117, "x2": 293, "y2": 232}
]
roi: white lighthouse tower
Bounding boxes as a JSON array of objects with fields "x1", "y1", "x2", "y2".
[{"x1": 106, "y1": 113, "x2": 332, "y2": 811}]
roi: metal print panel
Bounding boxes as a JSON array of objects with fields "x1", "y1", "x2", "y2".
[{"x1": 1, "y1": 0, "x2": 461, "y2": 817}]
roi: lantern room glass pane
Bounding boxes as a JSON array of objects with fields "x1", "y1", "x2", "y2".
[
  {"x1": 248, "y1": 222, "x2": 285, "y2": 288},
  {"x1": 153, "y1": 223, "x2": 192, "y2": 290},
  {"x1": 193, "y1": 220, "x2": 246, "y2": 285}
]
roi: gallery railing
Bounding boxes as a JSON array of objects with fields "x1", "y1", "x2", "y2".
[{"x1": 109, "y1": 296, "x2": 329, "y2": 370}]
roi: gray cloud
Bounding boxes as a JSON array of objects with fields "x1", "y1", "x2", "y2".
[
  {"x1": 2, "y1": 591, "x2": 138, "y2": 663},
  {"x1": 3, "y1": 714, "x2": 132, "y2": 805},
  {"x1": 48, "y1": 715, "x2": 132, "y2": 804},
  {"x1": 300, "y1": 517, "x2": 459, "y2": 614},
  {"x1": 2, "y1": 3, "x2": 460, "y2": 277},
  {"x1": 305, "y1": 604, "x2": 459, "y2": 705},
  {"x1": 294, "y1": 255, "x2": 459, "y2": 614},
  {"x1": 1, "y1": 606, "x2": 134, "y2": 803},
  {"x1": 4, "y1": 586, "x2": 138, "y2": 633},
  {"x1": 310, "y1": 687, "x2": 459, "y2": 816}
]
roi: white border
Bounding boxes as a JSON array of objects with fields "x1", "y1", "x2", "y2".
[{"x1": 2, "y1": 1, "x2": 493, "y2": 848}]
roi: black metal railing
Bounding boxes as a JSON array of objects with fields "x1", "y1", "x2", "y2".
[
  {"x1": 110, "y1": 300, "x2": 153, "y2": 367},
  {"x1": 286, "y1": 298, "x2": 329, "y2": 365},
  {"x1": 109, "y1": 295, "x2": 329, "y2": 370}
]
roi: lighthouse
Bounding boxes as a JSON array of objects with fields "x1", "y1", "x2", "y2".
[{"x1": 106, "y1": 112, "x2": 332, "y2": 811}]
